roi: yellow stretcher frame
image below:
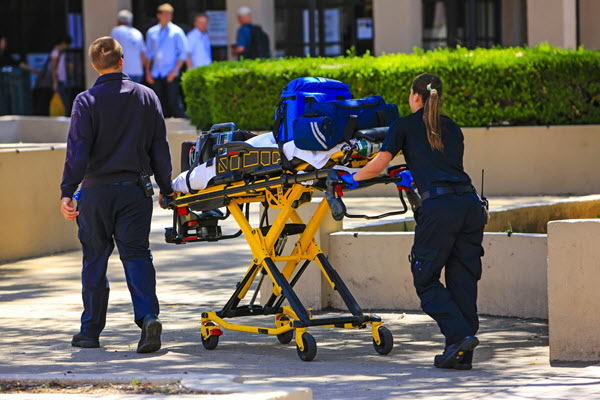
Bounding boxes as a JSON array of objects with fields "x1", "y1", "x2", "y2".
[{"x1": 169, "y1": 168, "x2": 394, "y2": 361}]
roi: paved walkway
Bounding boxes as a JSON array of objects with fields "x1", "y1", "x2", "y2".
[{"x1": 1, "y1": 197, "x2": 599, "y2": 399}]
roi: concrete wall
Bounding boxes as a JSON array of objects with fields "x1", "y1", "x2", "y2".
[
  {"x1": 548, "y1": 220, "x2": 600, "y2": 362},
  {"x1": 373, "y1": 0, "x2": 421, "y2": 55},
  {"x1": 0, "y1": 118, "x2": 195, "y2": 262},
  {"x1": 352, "y1": 124, "x2": 600, "y2": 197},
  {"x1": 324, "y1": 232, "x2": 548, "y2": 319},
  {"x1": 0, "y1": 146, "x2": 80, "y2": 262},
  {"x1": 527, "y1": 0, "x2": 577, "y2": 48},
  {"x1": 463, "y1": 125, "x2": 600, "y2": 196},
  {"x1": 0, "y1": 116, "x2": 71, "y2": 143}
]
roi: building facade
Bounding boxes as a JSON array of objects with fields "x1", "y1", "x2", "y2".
[{"x1": 3, "y1": 0, "x2": 599, "y2": 91}]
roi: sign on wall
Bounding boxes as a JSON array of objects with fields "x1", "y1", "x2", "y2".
[{"x1": 206, "y1": 10, "x2": 228, "y2": 46}]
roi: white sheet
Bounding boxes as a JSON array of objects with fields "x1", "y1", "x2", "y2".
[{"x1": 172, "y1": 133, "x2": 344, "y2": 193}]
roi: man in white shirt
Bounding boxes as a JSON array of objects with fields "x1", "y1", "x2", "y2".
[
  {"x1": 110, "y1": 10, "x2": 146, "y2": 83},
  {"x1": 186, "y1": 13, "x2": 212, "y2": 69}
]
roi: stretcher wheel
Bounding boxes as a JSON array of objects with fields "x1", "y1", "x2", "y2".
[
  {"x1": 373, "y1": 326, "x2": 393, "y2": 355},
  {"x1": 202, "y1": 322, "x2": 219, "y2": 350},
  {"x1": 276, "y1": 316, "x2": 294, "y2": 344},
  {"x1": 296, "y1": 332, "x2": 317, "y2": 361}
]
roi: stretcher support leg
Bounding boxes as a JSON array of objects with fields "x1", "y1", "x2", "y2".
[{"x1": 316, "y1": 253, "x2": 364, "y2": 317}]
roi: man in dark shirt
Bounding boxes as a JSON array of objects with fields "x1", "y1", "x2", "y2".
[{"x1": 60, "y1": 36, "x2": 175, "y2": 353}]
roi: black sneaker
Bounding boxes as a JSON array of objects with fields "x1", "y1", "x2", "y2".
[
  {"x1": 434, "y1": 336, "x2": 479, "y2": 369},
  {"x1": 71, "y1": 333, "x2": 100, "y2": 348},
  {"x1": 137, "y1": 315, "x2": 162, "y2": 354}
]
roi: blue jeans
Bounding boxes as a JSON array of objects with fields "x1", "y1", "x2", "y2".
[{"x1": 76, "y1": 182, "x2": 159, "y2": 338}]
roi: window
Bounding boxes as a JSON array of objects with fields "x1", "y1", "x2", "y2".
[
  {"x1": 275, "y1": 0, "x2": 373, "y2": 58},
  {"x1": 422, "y1": 0, "x2": 501, "y2": 50}
]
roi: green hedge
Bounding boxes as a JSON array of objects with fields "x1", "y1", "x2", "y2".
[{"x1": 181, "y1": 45, "x2": 600, "y2": 130}]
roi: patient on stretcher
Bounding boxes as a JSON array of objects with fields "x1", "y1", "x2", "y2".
[{"x1": 172, "y1": 132, "x2": 347, "y2": 194}]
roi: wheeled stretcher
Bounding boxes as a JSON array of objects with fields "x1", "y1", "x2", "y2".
[{"x1": 163, "y1": 123, "x2": 419, "y2": 361}]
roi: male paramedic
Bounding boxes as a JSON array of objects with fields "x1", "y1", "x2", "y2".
[{"x1": 60, "y1": 36, "x2": 176, "y2": 353}]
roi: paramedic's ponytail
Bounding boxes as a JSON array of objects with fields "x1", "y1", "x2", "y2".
[{"x1": 412, "y1": 74, "x2": 444, "y2": 152}]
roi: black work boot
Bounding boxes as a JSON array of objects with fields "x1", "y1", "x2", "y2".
[
  {"x1": 137, "y1": 315, "x2": 162, "y2": 353},
  {"x1": 435, "y1": 350, "x2": 473, "y2": 370},
  {"x1": 71, "y1": 333, "x2": 100, "y2": 348},
  {"x1": 434, "y1": 336, "x2": 479, "y2": 369}
]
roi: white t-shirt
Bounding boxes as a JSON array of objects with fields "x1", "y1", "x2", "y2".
[
  {"x1": 50, "y1": 47, "x2": 67, "y2": 82},
  {"x1": 110, "y1": 25, "x2": 146, "y2": 77},
  {"x1": 187, "y1": 28, "x2": 212, "y2": 68}
]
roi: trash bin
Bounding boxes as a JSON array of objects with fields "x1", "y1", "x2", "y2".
[{"x1": 0, "y1": 66, "x2": 33, "y2": 115}]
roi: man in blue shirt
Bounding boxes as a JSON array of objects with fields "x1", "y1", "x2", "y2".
[
  {"x1": 110, "y1": 9, "x2": 146, "y2": 83},
  {"x1": 60, "y1": 36, "x2": 175, "y2": 354},
  {"x1": 186, "y1": 13, "x2": 212, "y2": 69},
  {"x1": 145, "y1": 3, "x2": 188, "y2": 117}
]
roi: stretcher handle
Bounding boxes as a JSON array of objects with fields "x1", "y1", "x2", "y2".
[
  {"x1": 343, "y1": 192, "x2": 408, "y2": 220},
  {"x1": 209, "y1": 122, "x2": 236, "y2": 133},
  {"x1": 284, "y1": 169, "x2": 335, "y2": 185},
  {"x1": 354, "y1": 126, "x2": 389, "y2": 142},
  {"x1": 329, "y1": 171, "x2": 412, "y2": 220}
]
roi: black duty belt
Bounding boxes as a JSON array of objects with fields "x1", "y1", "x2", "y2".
[
  {"x1": 420, "y1": 185, "x2": 475, "y2": 202},
  {"x1": 111, "y1": 181, "x2": 139, "y2": 186}
]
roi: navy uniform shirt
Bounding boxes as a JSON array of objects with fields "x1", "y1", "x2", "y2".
[
  {"x1": 61, "y1": 73, "x2": 173, "y2": 198},
  {"x1": 381, "y1": 108, "x2": 471, "y2": 194}
]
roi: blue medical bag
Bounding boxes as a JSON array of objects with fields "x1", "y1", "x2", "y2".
[
  {"x1": 293, "y1": 96, "x2": 400, "y2": 151},
  {"x1": 273, "y1": 77, "x2": 352, "y2": 143}
]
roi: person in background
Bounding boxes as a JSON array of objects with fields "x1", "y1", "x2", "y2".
[
  {"x1": 186, "y1": 13, "x2": 212, "y2": 69},
  {"x1": 145, "y1": 3, "x2": 188, "y2": 118},
  {"x1": 231, "y1": 6, "x2": 253, "y2": 60},
  {"x1": 51, "y1": 35, "x2": 73, "y2": 116},
  {"x1": 0, "y1": 34, "x2": 19, "y2": 67},
  {"x1": 110, "y1": 9, "x2": 146, "y2": 83},
  {"x1": 60, "y1": 36, "x2": 175, "y2": 353}
]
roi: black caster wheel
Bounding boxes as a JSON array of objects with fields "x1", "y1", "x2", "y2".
[
  {"x1": 277, "y1": 316, "x2": 294, "y2": 344},
  {"x1": 296, "y1": 332, "x2": 317, "y2": 361},
  {"x1": 202, "y1": 322, "x2": 219, "y2": 350},
  {"x1": 373, "y1": 326, "x2": 393, "y2": 355}
]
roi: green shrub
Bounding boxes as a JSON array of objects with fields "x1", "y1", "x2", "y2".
[{"x1": 181, "y1": 45, "x2": 600, "y2": 131}]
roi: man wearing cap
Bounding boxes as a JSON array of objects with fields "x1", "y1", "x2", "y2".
[
  {"x1": 110, "y1": 10, "x2": 146, "y2": 83},
  {"x1": 231, "y1": 6, "x2": 253, "y2": 60},
  {"x1": 145, "y1": 3, "x2": 188, "y2": 118}
]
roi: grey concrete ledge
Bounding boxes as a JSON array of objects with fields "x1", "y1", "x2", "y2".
[{"x1": 0, "y1": 374, "x2": 311, "y2": 400}]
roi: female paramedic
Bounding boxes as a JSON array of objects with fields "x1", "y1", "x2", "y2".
[{"x1": 341, "y1": 73, "x2": 487, "y2": 370}]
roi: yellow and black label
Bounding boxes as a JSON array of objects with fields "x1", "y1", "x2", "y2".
[{"x1": 216, "y1": 146, "x2": 282, "y2": 177}]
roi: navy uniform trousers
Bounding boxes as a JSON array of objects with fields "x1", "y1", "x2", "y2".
[
  {"x1": 76, "y1": 182, "x2": 159, "y2": 339},
  {"x1": 411, "y1": 192, "x2": 486, "y2": 352}
]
